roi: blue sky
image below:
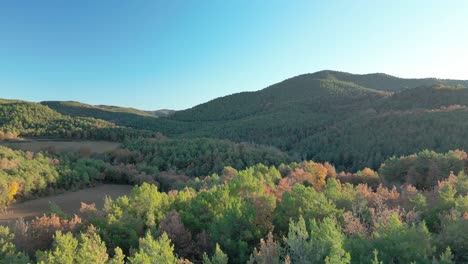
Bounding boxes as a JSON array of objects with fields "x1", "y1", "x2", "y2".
[{"x1": 1, "y1": 1, "x2": 467, "y2": 110}]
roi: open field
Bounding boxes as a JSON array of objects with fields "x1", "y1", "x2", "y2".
[
  {"x1": 0, "y1": 184, "x2": 133, "y2": 225},
  {"x1": 0, "y1": 139, "x2": 120, "y2": 154}
]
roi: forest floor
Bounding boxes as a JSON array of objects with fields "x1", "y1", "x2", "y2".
[
  {"x1": 0, "y1": 139, "x2": 120, "y2": 154},
  {"x1": 0, "y1": 184, "x2": 133, "y2": 225}
]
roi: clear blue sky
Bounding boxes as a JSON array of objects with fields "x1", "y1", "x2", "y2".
[{"x1": 1, "y1": 1, "x2": 467, "y2": 110}]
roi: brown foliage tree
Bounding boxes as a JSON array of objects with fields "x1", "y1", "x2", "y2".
[
  {"x1": 159, "y1": 210, "x2": 196, "y2": 260},
  {"x1": 248, "y1": 232, "x2": 280, "y2": 264},
  {"x1": 302, "y1": 161, "x2": 328, "y2": 190},
  {"x1": 343, "y1": 211, "x2": 367, "y2": 236},
  {"x1": 274, "y1": 177, "x2": 293, "y2": 200},
  {"x1": 324, "y1": 162, "x2": 337, "y2": 178},
  {"x1": 13, "y1": 214, "x2": 82, "y2": 255}
]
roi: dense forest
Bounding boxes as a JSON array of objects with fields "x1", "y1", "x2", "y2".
[
  {"x1": 1, "y1": 70, "x2": 468, "y2": 263},
  {"x1": 120, "y1": 138, "x2": 291, "y2": 177},
  {"x1": 0, "y1": 137, "x2": 293, "y2": 205},
  {"x1": 38, "y1": 71, "x2": 468, "y2": 171},
  {"x1": 0, "y1": 145, "x2": 467, "y2": 263},
  {"x1": 156, "y1": 74, "x2": 468, "y2": 171},
  {"x1": 0, "y1": 146, "x2": 152, "y2": 206}
]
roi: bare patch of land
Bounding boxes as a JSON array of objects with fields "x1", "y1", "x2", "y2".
[
  {"x1": 0, "y1": 139, "x2": 120, "y2": 154},
  {"x1": 0, "y1": 184, "x2": 133, "y2": 224}
]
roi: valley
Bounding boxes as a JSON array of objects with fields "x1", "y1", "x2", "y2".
[
  {"x1": 0, "y1": 71, "x2": 467, "y2": 263},
  {"x1": 3, "y1": 2, "x2": 467, "y2": 262}
]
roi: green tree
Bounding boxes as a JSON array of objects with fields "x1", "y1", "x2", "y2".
[
  {"x1": 347, "y1": 214, "x2": 434, "y2": 263},
  {"x1": 75, "y1": 226, "x2": 109, "y2": 264},
  {"x1": 128, "y1": 183, "x2": 171, "y2": 227},
  {"x1": 370, "y1": 250, "x2": 383, "y2": 264},
  {"x1": 36, "y1": 231, "x2": 78, "y2": 264},
  {"x1": 274, "y1": 184, "x2": 340, "y2": 234},
  {"x1": 208, "y1": 196, "x2": 256, "y2": 263},
  {"x1": 433, "y1": 247, "x2": 455, "y2": 264},
  {"x1": 107, "y1": 247, "x2": 126, "y2": 264},
  {"x1": 202, "y1": 244, "x2": 228, "y2": 264},
  {"x1": 128, "y1": 232, "x2": 177, "y2": 264},
  {"x1": 282, "y1": 216, "x2": 311, "y2": 264},
  {"x1": 0, "y1": 226, "x2": 29, "y2": 264},
  {"x1": 247, "y1": 232, "x2": 281, "y2": 264},
  {"x1": 283, "y1": 216, "x2": 350, "y2": 264},
  {"x1": 437, "y1": 214, "x2": 468, "y2": 262}
]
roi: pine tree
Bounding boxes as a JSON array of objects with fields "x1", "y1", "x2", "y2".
[
  {"x1": 202, "y1": 244, "x2": 228, "y2": 264},
  {"x1": 128, "y1": 232, "x2": 177, "y2": 264}
]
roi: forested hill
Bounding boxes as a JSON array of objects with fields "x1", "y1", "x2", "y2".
[
  {"x1": 170, "y1": 70, "x2": 468, "y2": 122},
  {"x1": 41, "y1": 101, "x2": 155, "y2": 118},
  {"x1": 0, "y1": 101, "x2": 159, "y2": 141},
  {"x1": 307, "y1": 70, "x2": 468, "y2": 92},
  {"x1": 171, "y1": 77, "x2": 389, "y2": 122},
  {"x1": 4, "y1": 70, "x2": 468, "y2": 171},
  {"x1": 161, "y1": 71, "x2": 468, "y2": 171},
  {"x1": 376, "y1": 85, "x2": 468, "y2": 111},
  {"x1": 41, "y1": 101, "x2": 180, "y2": 131}
]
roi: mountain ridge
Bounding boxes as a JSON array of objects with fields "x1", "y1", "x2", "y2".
[{"x1": 4, "y1": 70, "x2": 468, "y2": 170}]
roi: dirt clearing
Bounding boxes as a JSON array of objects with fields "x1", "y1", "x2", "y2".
[{"x1": 0, "y1": 184, "x2": 133, "y2": 225}]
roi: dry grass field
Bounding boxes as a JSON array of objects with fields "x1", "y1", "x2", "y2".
[
  {"x1": 0, "y1": 184, "x2": 133, "y2": 225},
  {"x1": 0, "y1": 139, "x2": 120, "y2": 154}
]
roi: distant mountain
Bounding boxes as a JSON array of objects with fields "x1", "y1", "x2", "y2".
[
  {"x1": 171, "y1": 75, "x2": 388, "y2": 122},
  {"x1": 0, "y1": 100, "x2": 159, "y2": 141},
  {"x1": 41, "y1": 101, "x2": 166, "y2": 130},
  {"x1": 155, "y1": 71, "x2": 468, "y2": 170},
  {"x1": 42, "y1": 101, "x2": 178, "y2": 129},
  {"x1": 0, "y1": 100, "x2": 112, "y2": 137},
  {"x1": 308, "y1": 70, "x2": 468, "y2": 92},
  {"x1": 170, "y1": 71, "x2": 468, "y2": 122},
  {"x1": 41, "y1": 101, "x2": 155, "y2": 118},
  {"x1": 145, "y1": 109, "x2": 176, "y2": 117}
]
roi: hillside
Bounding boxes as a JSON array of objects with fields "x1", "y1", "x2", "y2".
[
  {"x1": 308, "y1": 70, "x2": 468, "y2": 92},
  {"x1": 41, "y1": 100, "x2": 174, "y2": 132},
  {"x1": 158, "y1": 71, "x2": 468, "y2": 170},
  {"x1": 172, "y1": 77, "x2": 388, "y2": 122},
  {"x1": 9, "y1": 70, "x2": 468, "y2": 171},
  {"x1": 171, "y1": 71, "x2": 468, "y2": 121},
  {"x1": 0, "y1": 101, "x2": 111, "y2": 136},
  {"x1": 41, "y1": 101, "x2": 155, "y2": 120},
  {"x1": 0, "y1": 101, "x2": 158, "y2": 141},
  {"x1": 376, "y1": 85, "x2": 468, "y2": 111}
]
